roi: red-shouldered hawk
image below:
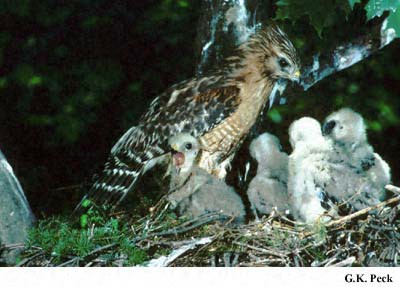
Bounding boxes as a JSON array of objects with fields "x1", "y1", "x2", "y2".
[{"x1": 74, "y1": 23, "x2": 301, "y2": 211}]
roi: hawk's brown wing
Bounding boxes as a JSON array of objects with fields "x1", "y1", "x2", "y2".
[{"x1": 74, "y1": 76, "x2": 242, "y2": 211}]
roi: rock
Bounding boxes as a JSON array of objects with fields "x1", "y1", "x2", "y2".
[{"x1": 0, "y1": 150, "x2": 35, "y2": 265}]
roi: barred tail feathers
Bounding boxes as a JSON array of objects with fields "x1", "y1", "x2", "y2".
[
  {"x1": 73, "y1": 125, "x2": 167, "y2": 214},
  {"x1": 92, "y1": 159, "x2": 144, "y2": 206},
  {"x1": 73, "y1": 157, "x2": 144, "y2": 214}
]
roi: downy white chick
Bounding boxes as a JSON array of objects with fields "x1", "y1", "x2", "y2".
[
  {"x1": 322, "y1": 108, "x2": 391, "y2": 206},
  {"x1": 167, "y1": 133, "x2": 245, "y2": 223},
  {"x1": 288, "y1": 117, "x2": 337, "y2": 224},
  {"x1": 247, "y1": 132, "x2": 290, "y2": 217}
]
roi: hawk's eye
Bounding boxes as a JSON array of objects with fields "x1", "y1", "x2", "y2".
[
  {"x1": 278, "y1": 58, "x2": 289, "y2": 69},
  {"x1": 185, "y1": 143, "x2": 192, "y2": 150}
]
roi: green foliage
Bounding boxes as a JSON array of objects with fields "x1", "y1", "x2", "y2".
[
  {"x1": 363, "y1": 0, "x2": 400, "y2": 19},
  {"x1": 27, "y1": 218, "x2": 95, "y2": 260},
  {"x1": 275, "y1": 0, "x2": 351, "y2": 36},
  {"x1": 386, "y1": 6, "x2": 400, "y2": 35},
  {"x1": 26, "y1": 213, "x2": 149, "y2": 265},
  {"x1": 275, "y1": 0, "x2": 400, "y2": 37},
  {"x1": 358, "y1": 0, "x2": 400, "y2": 38},
  {"x1": 351, "y1": 0, "x2": 400, "y2": 37},
  {"x1": 25, "y1": 199, "x2": 154, "y2": 265},
  {"x1": 78, "y1": 199, "x2": 111, "y2": 228}
]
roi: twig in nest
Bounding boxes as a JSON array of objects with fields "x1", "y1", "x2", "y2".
[
  {"x1": 330, "y1": 256, "x2": 356, "y2": 267},
  {"x1": 326, "y1": 195, "x2": 400, "y2": 227},
  {"x1": 57, "y1": 257, "x2": 79, "y2": 267},
  {"x1": 55, "y1": 243, "x2": 118, "y2": 267},
  {"x1": 232, "y1": 241, "x2": 287, "y2": 259},
  {"x1": 132, "y1": 212, "x2": 223, "y2": 245},
  {"x1": 385, "y1": 185, "x2": 400, "y2": 195},
  {"x1": 151, "y1": 214, "x2": 222, "y2": 237},
  {"x1": 1, "y1": 243, "x2": 25, "y2": 250},
  {"x1": 16, "y1": 251, "x2": 44, "y2": 267},
  {"x1": 239, "y1": 257, "x2": 286, "y2": 267}
]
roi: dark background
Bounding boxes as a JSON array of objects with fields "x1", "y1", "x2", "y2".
[{"x1": 0, "y1": 1, "x2": 399, "y2": 217}]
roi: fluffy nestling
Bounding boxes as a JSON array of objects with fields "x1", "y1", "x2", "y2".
[
  {"x1": 288, "y1": 109, "x2": 391, "y2": 224},
  {"x1": 74, "y1": 23, "x2": 301, "y2": 211},
  {"x1": 247, "y1": 132, "x2": 290, "y2": 217},
  {"x1": 288, "y1": 117, "x2": 337, "y2": 223},
  {"x1": 167, "y1": 133, "x2": 245, "y2": 224},
  {"x1": 322, "y1": 108, "x2": 391, "y2": 209}
]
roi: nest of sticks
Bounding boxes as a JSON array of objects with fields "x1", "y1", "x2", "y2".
[{"x1": 10, "y1": 185, "x2": 400, "y2": 267}]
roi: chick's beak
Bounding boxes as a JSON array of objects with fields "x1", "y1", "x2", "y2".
[{"x1": 171, "y1": 143, "x2": 179, "y2": 153}]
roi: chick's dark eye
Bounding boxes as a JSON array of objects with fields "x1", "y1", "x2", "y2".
[
  {"x1": 185, "y1": 143, "x2": 192, "y2": 150},
  {"x1": 278, "y1": 58, "x2": 289, "y2": 69}
]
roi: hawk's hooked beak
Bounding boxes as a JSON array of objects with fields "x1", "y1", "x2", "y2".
[{"x1": 292, "y1": 70, "x2": 301, "y2": 82}]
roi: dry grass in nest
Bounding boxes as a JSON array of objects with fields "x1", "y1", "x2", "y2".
[{"x1": 8, "y1": 185, "x2": 400, "y2": 267}]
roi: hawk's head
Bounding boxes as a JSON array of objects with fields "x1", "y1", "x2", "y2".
[
  {"x1": 235, "y1": 23, "x2": 301, "y2": 83},
  {"x1": 250, "y1": 133, "x2": 283, "y2": 161},
  {"x1": 289, "y1": 117, "x2": 322, "y2": 149},
  {"x1": 168, "y1": 133, "x2": 200, "y2": 173},
  {"x1": 322, "y1": 108, "x2": 367, "y2": 146}
]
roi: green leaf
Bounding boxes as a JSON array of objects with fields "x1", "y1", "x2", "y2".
[
  {"x1": 378, "y1": 101, "x2": 400, "y2": 124},
  {"x1": 364, "y1": 0, "x2": 400, "y2": 19},
  {"x1": 360, "y1": 0, "x2": 400, "y2": 38},
  {"x1": 177, "y1": 0, "x2": 189, "y2": 8},
  {"x1": 81, "y1": 199, "x2": 92, "y2": 208},
  {"x1": 367, "y1": 120, "x2": 383, "y2": 131},
  {"x1": 28, "y1": 75, "x2": 42, "y2": 87},
  {"x1": 80, "y1": 214, "x2": 88, "y2": 228},
  {"x1": 267, "y1": 109, "x2": 282, "y2": 123},
  {"x1": 386, "y1": 6, "x2": 400, "y2": 36},
  {"x1": 275, "y1": 0, "x2": 351, "y2": 36}
]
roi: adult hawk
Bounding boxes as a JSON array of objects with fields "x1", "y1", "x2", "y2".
[{"x1": 75, "y1": 23, "x2": 301, "y2": 210}]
